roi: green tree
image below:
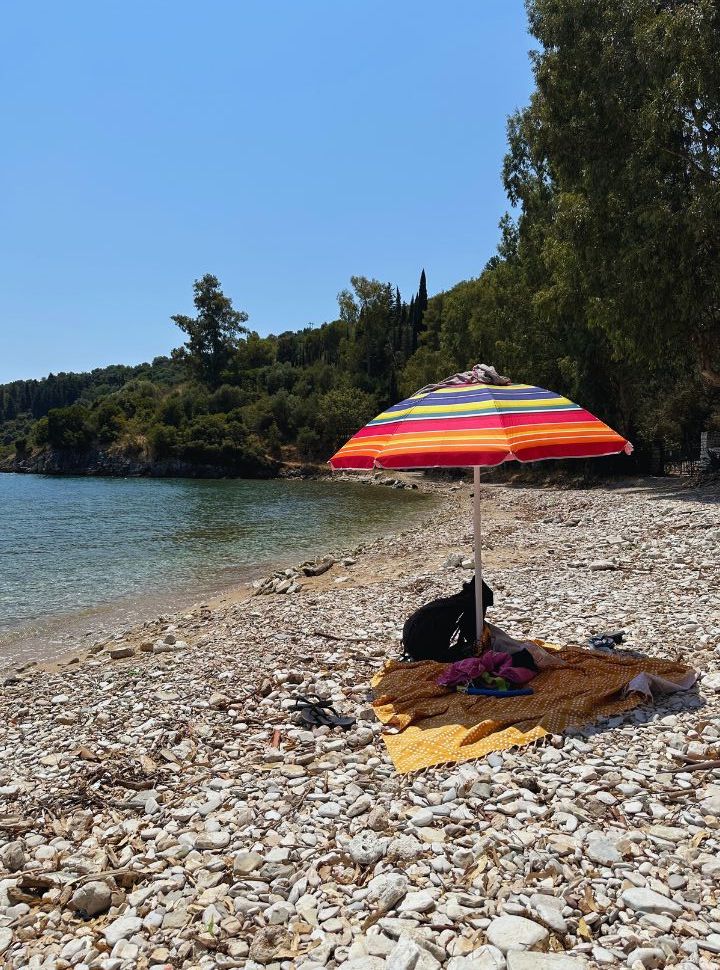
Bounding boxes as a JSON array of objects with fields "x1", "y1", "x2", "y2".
[
  {"x1": 399, "y1": 346, "x2": 456, "y2": 398},
  {"x1": 94, "y1": 398, "x2": 126, "y2": 444},
  {"x1": 418, "y1": 269, "x2": 428, "y2": 311},
  {"x1": 46, "y1": 405, "x2": 94, "y2": 449},
  {"x1": 31, "y1": 417, "x2": 49, "y2": 446},
  {"x1": 507, "y1": 0, "x2": 720, "y2": 393},
  {"x1": 148, "y1": 423, "x2": 179, "y2": 459},
  {"x1": 316, "y1": 387, "x2": 378, "y2": 455},
  {"x1": 172, "y1": 274, "x2": 249, "y2": 388}
]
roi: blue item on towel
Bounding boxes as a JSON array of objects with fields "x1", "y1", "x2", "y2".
[{"x1": 464, "y1": 686, "x2": 534, "y2": 697}]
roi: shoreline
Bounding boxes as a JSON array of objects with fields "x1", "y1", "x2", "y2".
[
  {"x1": 3, "y1": 473, "x2": 716, "y2": 679},
  {"x1": 1, "y1": 447, "x2": 348, "y2": 482},
  {"x1": 2, "y1": 480, "x2": 461, "y2": 680},
  {"x1": 0, "y1": 473, "x2": 445, "y2": 675},
  {"x1": 1, "y1": 478, "x2": 719, "y2": 969}
]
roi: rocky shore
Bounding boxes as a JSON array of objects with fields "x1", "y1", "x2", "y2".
[
  {"x1": 1, "y1": 478, "x2": 719, "y2": 970},
  {"x1": 0, "y1": 446, "x2": 280, "y2": 480}
]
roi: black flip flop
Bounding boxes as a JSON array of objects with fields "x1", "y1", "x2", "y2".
[
  {"x1": 588, "y1": 630, "x2": 626, "y2": 651},
  {"x1": 293, "y1": 694, "x2": 356, "y2": 731}
]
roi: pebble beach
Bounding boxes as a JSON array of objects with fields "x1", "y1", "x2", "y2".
[{"x1": 1, "y1": 477, "x2": 720, "y2": 970}]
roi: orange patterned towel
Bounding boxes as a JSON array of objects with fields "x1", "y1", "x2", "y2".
[{"x1": 371, "y1": 647, "x2": 695, "y2": 773}]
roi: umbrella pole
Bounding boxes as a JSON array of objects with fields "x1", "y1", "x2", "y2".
[{"x1": 473, "y1": 466, "x2": 484, "y2": 647}]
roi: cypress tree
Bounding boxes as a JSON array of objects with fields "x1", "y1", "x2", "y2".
[
  {"x1": 418, "y1": 269, "x2": 428, "y2": 315},
  {"x1": 393, "y1": 286, "x2": 403, "y2": 352},
  {"x1": 408, "y1": 270, "x2": 429, "y2": 354},
  {"x1": 408, "y1": 296, "x2": 417, "y2": 354}
]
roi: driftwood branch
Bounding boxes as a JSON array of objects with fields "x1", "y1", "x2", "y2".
[{"x1": 669, "y1": 759, "x2": 720, "y2": 774}]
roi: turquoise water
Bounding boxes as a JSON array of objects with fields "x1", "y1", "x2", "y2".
[{"x1": 0, "y1": 473, "x2": 429, "y2": 661}]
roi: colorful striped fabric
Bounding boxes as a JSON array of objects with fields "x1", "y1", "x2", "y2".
[{"x1": 329, "y1": 381, "x2": 632, "y2": 469}]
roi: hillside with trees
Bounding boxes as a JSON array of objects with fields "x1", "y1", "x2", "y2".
[
  {"x1": 0, "y1": 271, "x2": 433, "y2": 476},
  {"x1": 2, "y1": 0, "x2": 718, "y2": 477}
]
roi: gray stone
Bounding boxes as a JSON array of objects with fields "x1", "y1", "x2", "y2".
[
  {"x1": 348, "y1": 831, "x2": 388, "y2": 866},
  {"x1": 703, "y1": 673, "x2": 720, "y2": 694},
  {"x1": 364, "y1": 935, "x2": 395, "y2": 957},
  {"x1": 337, "y1": 960, "x2": 386, "y2": 970},
  {"x1": 398, "y1": 889, "x2": 436, "y2": 914},
  {"x1": 196, "y1": 830, "x2": 231, "y2": 850},
  {"x1": 447, "y1": 946, "x2": 506, "y2": 970},
  {"x1": 367, "y1": 872, "x2": 409, "y2": 912},
  {"x1": 368, "y1": 806, "x2": 389, "y2": 831},
  {"x1": 410, "y1": 809, "x2": 434, "y2": 827},
  {"x1": 162, "y1": 904, "x2": 188, "y2": 929},
  {"x1": 348, "y1": 795, "x2": 373, "y2": 818},
  {"x1": 108, "y1": 645, "x2": 134, "y2": 659},
  {"x1": 414, "y1": 950, "x2": 442, "y2": 970},
  {"x1": 0, "y1": 840, "x2": 26, "y2": 872},
  {"x1": 388, "y1": 835, "x2": 423, "y2": 862},
  {"x1": 250, "y1": 925, "x2": 292, "y2": 964},
  {"x1": 104, "y1": 916, "x2": 143, "y2": 948},
  {"x1": 626, "y1": 948, "x2": 665, "y2": 969},
  {"x1": 646, "y1": 825, "x2": 686, "y2": 843},
  {"x1": 592, "y1": 947, "x2": 620, "y2": 967},
  {"x1": 641, "y1": 913, "x2": 673, "y2": 932},
  {"x1": 317, "y1": 801, "x2": 342, "y2": 818},
  {"x1": 265, "y1": 845, "x2": 291, "y2": 863},
  {"x1": 208, "y1": 691, "x2": 231, "y2": 709},
  {"x1": 69, "y1": 880, "x2": 112, "y2": 917},
  {"x1": 387, "y1": 937, "x2": 422, "y2": 970},
  {"x1": 444, "y1": 553, "x2": 465, "y2": 568},
  {"x1": 234, "y1": 850, "x2": 264, "y2": 874},
  {"x1": 586, "y1": 838, "x2": 622, "y2": 866},
  {"x1": 621, "y1": 887, "x2": 683, "y2": 918},
  {"x1": 700, "y1": 934, "x2": 720, "y2": 955},
  {"x1": 112, "y1": 940, "x2": 139, "y2": 961},
  {"x1": 529, "y1": 893, "x2": 568, "y2": 934},
  {"x1": 452, "y1": 847, "x2": 475, "y2": 869},
  {"x1": 506, "y1": 955, "x2": 588, "y2": 969},
  {"x1": 376, "y1": 920, "x2": 445, "y2": 962},
  {"x1": 266, "y1": 901, "x2": 294, "y2": 925},
  {"x1": 487, "y1": 915, "x2": 549, "y2": 953},
  {"x1": 700, "y1": 794, "x2": 720, "y2": 817},
  {"x1": 0, "y1": 929, "x2": 12, "y2": 957}
]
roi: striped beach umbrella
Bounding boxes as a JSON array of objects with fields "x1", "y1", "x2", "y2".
[{"x1": 329, "y1": 365, "x2": 632, "y2": 641}]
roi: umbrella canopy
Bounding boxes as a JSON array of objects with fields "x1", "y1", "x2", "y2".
[
  {"x1": 329, "y1": 378, "x2": 632, "y2": 470},
  {"x1": 329, "y1": 366, "x2": 632, "y2": 644}
]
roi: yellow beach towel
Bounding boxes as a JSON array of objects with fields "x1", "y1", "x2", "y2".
[{"x1": 372, "y1": 647, "x2": 695, "y2": 773}]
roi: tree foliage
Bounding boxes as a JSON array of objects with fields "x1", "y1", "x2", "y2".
[
  {"x1": 171, "y1": 274, "x2": 249, "y2": 388},
  {"x1": 507, "y1": 0, "x2": 720, "y2": 390}
]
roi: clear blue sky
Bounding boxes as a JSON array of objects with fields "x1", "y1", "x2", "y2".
[{"x1": 0, "y1": 1, "x2": 533, "y2": 384}]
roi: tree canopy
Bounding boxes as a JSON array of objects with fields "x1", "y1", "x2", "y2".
[{"x1": 171, "y1": 274, "x2": 250, "y2": 388}]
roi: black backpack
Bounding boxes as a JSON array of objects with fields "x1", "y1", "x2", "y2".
[{"x1": 401, "y1": 576, "x2": 494, "y2": 663}]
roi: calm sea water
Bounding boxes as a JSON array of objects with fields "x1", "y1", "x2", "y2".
[{"x1": 0, "y1": 473, "x2": 430, "y2": 665}]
